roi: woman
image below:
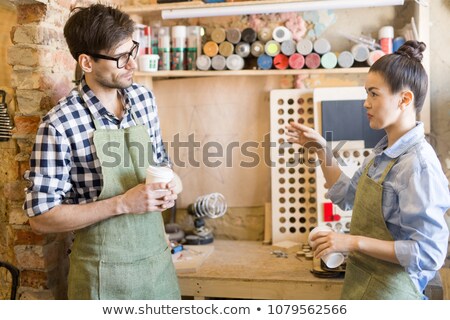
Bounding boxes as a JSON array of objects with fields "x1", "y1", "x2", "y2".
[{"x1": 286, "y1": 41, "x2": 449, "y2": 299}]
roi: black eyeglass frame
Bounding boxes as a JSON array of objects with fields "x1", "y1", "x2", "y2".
[{"x1": 80, "y1": 40, "x2": 140, "y2": 69}]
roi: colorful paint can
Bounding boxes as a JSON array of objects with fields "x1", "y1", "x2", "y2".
[
  {"x1": 305, "y1": 52, "x2": 321, "y2": 69},
  {"x1": 337, "y1": 51, "x2": 354, "y2": 68},
  {"x1": 265, "y1": 40, "x2": 281, "y2": 57},
  {"x1": 274, "y1": 54, "x2": 289, "y2": 70},
  {"x1": 226, "y1": 28, "x2": 241, "y2": 44},
  {"x1": 235, "y1": 42, "x2": 250, "y2": 58},
  {"x1": 321, "y1": 52, "x2": 337, "y2": 69},
  {"x1": 241, "y1": 27, "x2": 257, "y2": 43},
  {"x1": 296, "y1": 39, "x2": 313, "y2": 55},
  {"x1": 157, "y1": 27, "x2": 170, "y2": 71},
  {"x1": 211, "y1": 55, "x2": 227, "y2": 70},
  {"x1": 218, "y1": 41, "x2": 234, "y2": 57},
  {"x1": 211, "y1": 27, "x2": 226, "y2": 44},
  {"x1": 272, "y1": 26, "x2": 292, "y2": 43},
  {"x1": 288, "y1": 53, "x2": 305, "y2": 69},
  {"x1": 367, "y1": 50, "x2": 385, "y2": 66},
  {"x1": 250, "y1": 41, "x2": 265, "y2": 57},
  {"x1": 257, "y1": 54, "x2": 273, "y2": 70},
  {"x1": 313, "y1": 38, "x2": 331, "y2": 55},
  {"x1": 171, "y1": 26, "x2": 187, "y2": 70},
  {"x1": 393, "y1": 36, "x2": 405, "y2": 52},
  {"x1": 351, "y1": 43, "x2": 369, "y2": 63},
  {"x1": 258, "y1": 27, "x2": 272, "y2": 42},
  {"x1": 203, "y1": 41, "x2": 219, "y2": 57},
  {"x1": 378, "y1": 26, "x2": 394, "y2": 54}
]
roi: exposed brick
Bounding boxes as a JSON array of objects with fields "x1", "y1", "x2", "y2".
[
  {"x1": 20, "y1": 270, "x2": 49, "y2": 289},
  {"x1": 18, "y1": 287, "x2": 54, "y2": 300},
  {"x1": 14, "y1": 245, "x2": 45, "y2": 269},
  {"x1": 16, "y1": 137, "x2": 35, "y2": 156},
  {"x1": 12, "y1": 115, "x2": 41, "y2": 135},
  {"x1": 16, "y1": 3, "x2": 48, "y2": 24},
  {"x1": 3, "y1": 181, "x2": 28, "y2": 202},
  {"x1": 13, "y1": 226, "x2": 49, "y2": 246},
  {"x1": 15, "y1": 89, "x2": 46, "y2": 114},
  {"x1": 7, "y1": 45, "x2": 39, "y2": 67},
  {"x1": 12, "y1": 25, "x2": 66, "y2": 48},
  {"x1": 9, "y1": 207, "x2": 29, "y2": 225}
]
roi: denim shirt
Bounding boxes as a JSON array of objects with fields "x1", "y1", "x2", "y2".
[{"x1": 327, "y1": 122, "x2": 450, "y2": 292}]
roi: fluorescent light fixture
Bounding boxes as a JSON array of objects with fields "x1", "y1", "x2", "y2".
[{"x1": 162, "y1": 0, "x2": 405, "y2": 20}]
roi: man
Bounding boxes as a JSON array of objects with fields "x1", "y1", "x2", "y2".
[{"x1": 23, "y1": 4, "x2": 181, "y2": 300}]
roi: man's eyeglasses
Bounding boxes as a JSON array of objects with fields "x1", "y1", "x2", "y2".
[{"x1": 82, "y1": 41, "x2": 140, "y2": 69}]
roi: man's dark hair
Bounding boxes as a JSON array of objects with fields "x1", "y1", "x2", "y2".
[{"x1": 64, "y1": 4, "x2": 135, "y2": 61}]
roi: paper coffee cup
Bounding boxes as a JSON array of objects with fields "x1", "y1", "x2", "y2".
[
  {"x1": 146, "y1": 165, "x2": 174, "y2": 184},
  {"x1": 308, "y1": 225, "x2": 345, "y2": 269}
]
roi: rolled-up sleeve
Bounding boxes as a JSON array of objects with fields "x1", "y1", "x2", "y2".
[
  {"x1": 327, "y1": 164, "x2": 364, "y2": 211},
  {"x1": 23, "y1": 122, "x2": 73, "y2": 217},
  {"x1": 394, "y1": 164, "x2": 450, "y2": 273}
]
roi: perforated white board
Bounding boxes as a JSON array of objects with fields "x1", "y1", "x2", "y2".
[{"x1": 270, "y1": 89, "x2": 317, "y2": 244}]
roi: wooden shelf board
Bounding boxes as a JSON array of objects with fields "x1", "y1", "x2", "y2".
[{"x1": 135, "y1": 68, "x2": 370, "y2": 78}]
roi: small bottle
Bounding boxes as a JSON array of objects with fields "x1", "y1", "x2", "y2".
[
  {"x1": 305, "y1": 52, "x2": 321, "y2": 69},
  {"x1": 378, "y1": 26, "x2": 394, "y2": 54},
  {"x1": 203, "y1": 41, "x2": 219, "y2": 57},
  {"x1": 288, "y1": 53, "x2": 305, "y2": 69},
  {"x1": 157, "y1": 27, "x2": 170, "y2": 71},
  {"x1": 241, "y1": 27, "x2": 257, "y2": 43},
  {"x1": 273, "y1": 54, "x2": 289, "y2": 70},
  {"x1": 393, "y1": 36, "x2": 405, "y2": 52},
  {"x1": 367, "y1": 50, "x2": 385, "y2": 66},
  {"x1": 219, "y1": 41, "x2": 234, "y2": 57},
  {"x1": 186, "y1": 26, "x2": 201, "y2": 70}
]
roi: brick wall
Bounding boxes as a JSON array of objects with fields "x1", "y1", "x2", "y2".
[{"x1": 4, "y1": 0, "x2": 74, "y2": 300}]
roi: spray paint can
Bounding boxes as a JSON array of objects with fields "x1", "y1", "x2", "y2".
[
  {"x1": 321, "y1": 52, "x2": 337, "y2": 69},
  {"x1": 296, "y1": 39, "x2": 313, "y2": 55},
  {"x1": 211, "y1": 55, "x2": 227, "y2": 70},
  {"x1": 187, "y1": 26, "x2": 201, "y2": 70},
  {"x1": 367, "y1": 50, "x2": 385, "y2": 66},
  {"x1": 157, "y1": 27, "x2": 170, "y2": 71},
  {"x1": 151, "y1": 26, "x2": 159, "y2": 56},
  {"x1": 203, "y1": 41, "x2": 219, "y2": 57},
  {"x1": 211, "y1": 27, "x2": 226, "y2": 44},
  {"x1": 272, "y1": 26, "x2": 292, "y2": 43},
  {"x1": 337, "y1": 51, "x2": 354, "y2": 68},
  {"x1": 257, "y1": 54, "x2": 273, "y2": 70},
  {"x1": 258, "y1": 27, "x2": 272, "y2": 43},
  {"x1": 250, "y1": 41, "x2": 265, "y2": 57},
  {"x1": 313, "y1": 38, "x2": 331, "y2": 55},
  {"x1": 235, "y1": 42, "x2": 251, "y2": 58},
  {"x1": 226, "y1": 28, "x2": 241, "y2": 44},
  {"x1": 273, "y1": 54, "x2": 289, "y2": 70},
  {"x1": 219, "y1": 41, "x2": 234, "y2": 57},
  {"x1": 393, "y1": 36, "x2": 405, "y2": 52},
  {"x1": 378, "y1": 26, "x2": 394, "y2": 54},
  {"x1": 241, "y1": 27, "x2": 257, "y2": 43},
  {"x1": 351, "y1": 43, "x2": 370, "y2": 63},
  {"x1": 281, "y1": 39, "x2": 296, "y2": 56},
  {"x1": 305, "y1": 52, "x2": 321, "y2": 69},
  {"x1": 226, "y1": 54, "x2": 245, "y2": 70},
  {"x1": 288, "y1": 53, "x2": 305, "y2": 69},
  {"x1": 171, "y1": 26, "x2": 187, "y2": 70},
  {"x1": 265, "y1": 40, "x2": 281, "y2": 57},
  {"x1": 196, "y1": 55, "x2": 211, "y2": 71}
]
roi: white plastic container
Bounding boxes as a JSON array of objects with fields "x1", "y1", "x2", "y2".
[
  {"x1": 308, "y1": 225, "x2": 345, "y2": 269},
  {"x1": 146, "y1": 165, "x2": 174, "y2": 184},
  {"x1": 379, "y1": 26, "x2": 394, "y2": 54},
  {"x1": 138, "y1": 54, "x2": 159, "y2": 72}
]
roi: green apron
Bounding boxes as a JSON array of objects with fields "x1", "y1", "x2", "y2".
[
  {"x1": 67, "y1": 107, "x2": 180, "y2": 300},
  {"x1": 340, "y1": 157, "x2": 424, "y2": 300}
]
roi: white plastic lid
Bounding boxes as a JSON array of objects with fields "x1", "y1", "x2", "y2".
[
  {"x1": 378, "y1": 26, "x2": 394, "y2": 39},
  {"x1": 313, "y1": 38, "x2": 331, "y2": 55},
  {"x1": 272, "y1": 26, "x2": 292, "y2": 42},
  {"x1": 296, "y1": 39, "x2": 313, "y2": 55},
  {"x1": 226, "y1": 54, "x2": 244, "y2": 70},
  {"x1": 172, "y1": 26, "x2": 187, "y2": 38},
  {"x1": 196, "y1": 55, "x2": 211, "y2": 71}
]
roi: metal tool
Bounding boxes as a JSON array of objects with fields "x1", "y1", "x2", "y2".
[{"x1": 0, "y1": 90, "x2": 13, "y2": 141}]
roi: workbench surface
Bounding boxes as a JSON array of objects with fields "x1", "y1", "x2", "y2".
[{"x1": 177, "y1": 240, "x2": 343, "y2": 299}]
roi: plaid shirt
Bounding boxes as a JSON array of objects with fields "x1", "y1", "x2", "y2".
[{"x1": 23, "y1": 78, "x2": 169, "y2": 217}]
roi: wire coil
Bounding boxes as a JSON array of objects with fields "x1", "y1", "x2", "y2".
[{"x1": 189, "y1": 193, "x2": 227, "y2": 219}]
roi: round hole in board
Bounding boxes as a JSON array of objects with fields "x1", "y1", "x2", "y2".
[
  {"x1": 288, "y1": 108, "x2": 294, "y2": 115},
  {"x1": 288, "y1": 148, "x2": 295, "y2": 154},
  {"x1": 299, "y1": 187, "x2": 306, "y2": 193},
  {"x1": 309, "y1": 207, "x2": 317, "y2": 214},
  {"x1": 309, "y1": 197, "x2": 316, "y2": 204},
  {"x1": 309, "y1": 226, "x2": 316, "y2": 232},
  {"x1": 279, "y1": 197, "x2": 286, "y2": 203},
  {"x1": 279, "y1": 187, "x2": 285, "y2": 194},
  {"x1": 278, "y1": 118, "x2": 284, "y2": 125},
  {"x1": 298, "y1": 118, "x2": 305, "y2": 124},
  {"x1": 289, "y1": 197, "x2": 296, "y2": 203},
  {"x1": 309, "y1": 217, "x2": 317, "y2": 224},
  {"x1": 299, "y1": 217, "x2": 306, "y2": 223},
  {"x1": 288, "y1": 168, "x2": 295, "y2": 174},
  {"x1": 307, "y1": 107, "x2": 313, "y2": 114},
  {"x1": 363, "y1": 150, "x2": 370, "y2": 157},
  {"x1": 289, "y1": 207, "x2": 296, "y2": 213},
  {"x1": 279, "y1": 177, "x2": 285, "y2": 184},
  {"x1": 299, "y1": 197, "x2": 306, "y2": 204},
  {"x1": 288, "y1": 98, "x2": 294, "y2": 105},
  {"x1": 278, "y1": 138, "x2": 285, "y2": 144},
  {"x1": 307, "y1": 97, "x2": 313, "y2": 104},
  {"x1": 299, "y1": 177, "x2": 306, "y2": 184},
  {"x1": 298, "y1": 108, "x2": 305, "y2": 114},
  {"x1": 353, "y1": 150, "x2": 360, "y2": 158},
  {"x1": 307, "y1": 117, "x2": 314, "y2": 124},
  {"x1": 309, "y1": 187, "x2": 316, "y2": 193},
  {"x1": 289, "y1": 217, "x2": 296, "y2": 223},
  {"x1": 278, "y1": 109, "x2": 284, "y2": 115},
  {"x1": 279, "y1": 167, "x2": 285, "y2": 174},
  {"x1": 288, "y1": 118, "x2": 294, "y2": 124},
  {"x1": 299, "y1": 167, "x2": 305, "y2": 174},
  {"x1": 299, "y1": 207, "x2": 306, "y2": 214},
  {"x1": 279, "y1": 217, "x2": 286, "y2": 223},
  {"x1": 299, "y1": 147, "x2": 305, "y2": 154},
  {"x1": 280, "y1": 207, "x2": 286, "y2": 213},
  {"x1": 298, "y1": 97, "x2": 305, "y2": 105},
  {"x1": 278, "y1": 128, "x2": 285, "y2": 135},
  {"x1": 278, "y1": 99, "x2": 284, "y2": 105},
  {"x1": 343, "y1": 151, "x2": 350, "y2": 158},
  {"x1": 308, "y1": 177, "x2": 316, "y2": 184},
  {"x1": 280, "y1": 227, "x2": 286, "y2": 233},
  {"x1": 289, "y1": 187, "x2": 295, "y2": 194},
  {"x1": 289, "y1": 227, "x2": 296, "y2": 233},
  {"x1": 308, "y1": 168, "x2": 315, "y2": 174},
  {"x1": 279, "y1": 148, "x2": 285, "y2": 155},
  {"x1": 289, "y1": 177, "x2": 296, "y2": 184},
  {"x1": 279, "y1": 158, "x2": 285, "y2": 164},
  {"x1": 299, "y1": 227, "x2": 307, "y2": 233}
]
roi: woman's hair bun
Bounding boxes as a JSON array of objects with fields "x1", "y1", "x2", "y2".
[{"x1": 395, "y1": 40, "x2": 426, "y2": 63}]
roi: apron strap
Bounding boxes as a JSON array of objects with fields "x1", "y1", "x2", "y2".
[{"x1": 377, "y1": 158, "x2": 398, "y2": 184}]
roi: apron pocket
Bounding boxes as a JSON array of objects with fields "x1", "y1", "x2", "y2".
[
  {"x1": 363, "y1": 276, "x2": 423, "y2": 300},
  {"x1": 99, "y1": 247, "x2": 180, "y2": 300},
  {"x1": 341, "y1": 261, "x2": 371, "y2": 300}
]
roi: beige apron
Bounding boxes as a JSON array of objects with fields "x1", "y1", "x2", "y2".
[
  {"x1": 341, "y1": 157, "x2": 424, "y2": 300},
  {"x1": 68, "y1": 108, "x2": 180, "y2": 300}
]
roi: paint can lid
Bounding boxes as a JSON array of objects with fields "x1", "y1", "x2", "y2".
[
  {"x1": 288, "y1": 53, "x2": 305, "y2": 69},
  {"x1": 203, "y1": 41, "x2": 219, "y2": 57},
  {"x1": 226, "y1": 28, "x2": 241, "y2": 44},
  {"x1": 211, "y1": 55, "x2": 227, "y2": 70},
  {"x1": 257, "y1": 54, "x2": 273, "y2": 70},
  {"x1": 378, "y1": 26, "x2": 394, "y2": 39},
  {"x1": 351, "y1": 44, "x2": 370, "y2": 62},
  {"x1": 241, "y1": 27, "x2": 257, "y2": 43},
  {"x1": 305, "y1": 52, "x2": 321, "y2": 69},
  {"x1": 367, "y1": 50, "x2": 385, "y2": 66},
  {"x1": 250, "y1": 41, "x2": 265, "y2": 57},
  {"x1": 337, "y1": 51, "x2": 354, "y2": 68},
  {"x1": 196, "y1": 55, "x2": 212, "y2": 71},
  {"x1": 313, "y1": 38, "x2": 331, "y2": 55},
  {"x1": 321, "y1": 52, "x2": 337, "y2": 69},
  {"x1": 226, "y1": 54, "x2": 245, "y2": 70},
  {"x1": 172, "y1": 26, "x2": 187, "y2": 38},
  {"x1": 296, "y1": 39, "x2": 313, "y2": 55},
  {"x1": 272, "y1": 26, "x2": 292, "y2": 42},
  {"x1": 235, "y1": 42, "x2": 250, "y2": 58},
  {"x1": 258, "y1": 27, "x2": 273, "y2": 42}
]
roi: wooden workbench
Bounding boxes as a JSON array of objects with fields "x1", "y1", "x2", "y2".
[{"x1": 176, "y1": 240, "x2": 343, "y2": 300}]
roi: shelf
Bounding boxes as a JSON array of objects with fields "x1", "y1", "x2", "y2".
[
  {"x1": 121, "y1": 0, "x2": 310, "y2": 16},
  {"x1": 135, "y1": 67, "x2": 370, "y2": 78}
]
